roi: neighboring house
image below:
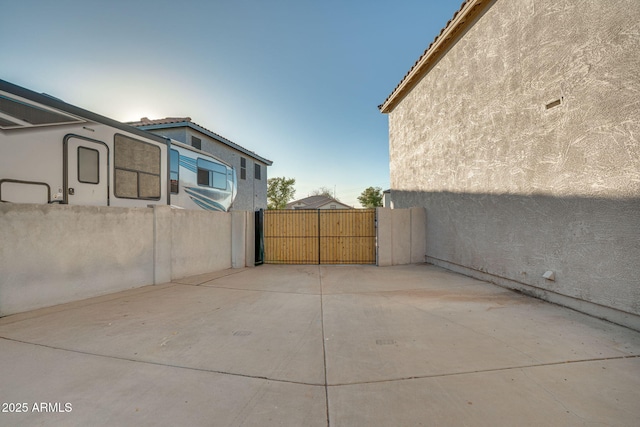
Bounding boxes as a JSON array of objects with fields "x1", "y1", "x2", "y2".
[
  {"x1": 286, "y1": 195, "x2": 352, "y2": 210},
  {"x1": 379, "y1": 0, "x2": 640, "y2": 330},
  {"x1": 129, "y1": 117, "x2": 272, "y2": 211}
]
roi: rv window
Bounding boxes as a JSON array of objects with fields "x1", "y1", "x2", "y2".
[
  {"x1": 197, "y1": 158, "x2": 227, "y2": 190},
  {"x1": 78, "y1": 146, "x2": 99, "y2": 184},
  {"x1": 170, "y1": 149, "x2": 179, "y2": 194},
  {"x1": 114, "y1": 134, "x2": 161, "y2": 199}
]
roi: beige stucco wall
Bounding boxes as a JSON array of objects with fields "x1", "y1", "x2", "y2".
[
  {"x1": 388, "y1": 0, "x2": 640, "y2": 328},
  {"x1": 377, "y1": 207, "x2": 426, "y2": 267},
  {"x1": 0, "y1": 204, "x2": 253, "y2": 316}
]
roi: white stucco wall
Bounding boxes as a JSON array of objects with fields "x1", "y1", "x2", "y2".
[
  {"x1": 376, "y1": 207, "x2": 426, "y2": 267},
  {"x1": 170, "y1": 209, "x2": 232, "y2": 278},
  {"x1": 387, "y1": 0, "x2": 640, "y2": 329},
  {"x1": 0, "y1": 204, "x2": 253, "y2": 316}
]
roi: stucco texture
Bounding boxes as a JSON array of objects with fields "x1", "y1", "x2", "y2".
[
  {"x1": 388, "y1": 0, "x2": 640, "y2": 319},
  {"x1": 0, "y1": 204, "x2": 248, "y2": 316},
  {"x1": 0, "y1": 204, "x2": 154, "y2": 315}
]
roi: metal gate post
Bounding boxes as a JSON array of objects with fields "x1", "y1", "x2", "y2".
[{"x1": 255, "y1": 209, "x2": 264, "y2": 265}]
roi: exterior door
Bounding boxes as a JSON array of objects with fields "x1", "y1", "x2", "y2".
[{"x1": 65, "y1": 136, "x2": 109, "y2": 206}]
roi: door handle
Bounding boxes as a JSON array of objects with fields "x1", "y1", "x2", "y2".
[{"x1": 69, "y1": 188, "x2": 75, "y2": 195}]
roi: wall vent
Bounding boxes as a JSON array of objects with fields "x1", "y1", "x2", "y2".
[{"x1": 545, "y1": 98, "x2": 562, "y2": 110}]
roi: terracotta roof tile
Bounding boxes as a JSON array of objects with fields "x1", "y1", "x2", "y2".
[
  {"x1": 379, "y1": 0, "x2": 491, "y2": 113},
  {"x1": 127, "y1": 117, "x2": 191, "y2": 126}
]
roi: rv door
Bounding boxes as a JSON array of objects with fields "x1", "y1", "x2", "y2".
[{"x1": 64, "y1": 136, "x2": 109, "y2": 206}]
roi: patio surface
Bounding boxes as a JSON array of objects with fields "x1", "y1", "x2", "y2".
[{"x1": 1, "y1": 264, "x2": 639, "y2": 426}]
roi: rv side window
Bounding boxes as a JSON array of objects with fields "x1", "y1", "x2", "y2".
[
  {"x1": 196, "y1": 158, "x2": 227, "y2": 190},
  {"x1": 170, "y1": 149, "x2": 179, "y2": 194},
  {"x1": 78, "y1": 146, "x2": 99, "y2": 184},
  {"x1": 113, "y1": 134, "x2": 161, "y2": 199}
]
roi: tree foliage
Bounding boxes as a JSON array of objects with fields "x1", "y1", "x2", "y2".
[
  {"x1": 267, "y1": 177, "x2": 296, "y2": 210},
  {"x1": 310, "y1": 186, "x2": 336, "y2": 199},
  {"x1": 358, "y1": 186, "x2": 383, "y2": 208}
]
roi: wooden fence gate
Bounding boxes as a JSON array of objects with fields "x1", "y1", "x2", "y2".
[{"x1": 263, "y1": 209, "x2": 376, "y2": 264}]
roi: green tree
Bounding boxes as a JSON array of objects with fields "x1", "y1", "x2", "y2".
[
  {"x1": 310, "y1": 186, "x2": 337, "y2": 200},
  {"x1": 358, "y1": 187, "x2": 383, "y2": 208},
  {"x1": 267, "y1": 177, "x2": 296, "y2": 210}
]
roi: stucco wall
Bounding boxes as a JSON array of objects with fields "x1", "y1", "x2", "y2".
[
  {"x1": 170, "y1": 209, "x2": 232, "y2": 278},
  {"x1": 0, "y1": 204, "x2": 254, "y2": 316},
  {"x1": 376, "y1": 207, "x2": 426, "y2": 267},
  {"x1": 388, "y1": 0, "x2": 640, "y2": 328}
]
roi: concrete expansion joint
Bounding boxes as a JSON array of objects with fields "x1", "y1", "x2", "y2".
[
  {"x1": 318, "y1": 265, "x2": 331, "y2": 427},
  {"x1": 4, "y1": 333, "x2": 639, "y2": 390},
  {"x1": 174, "y1": 282, "x2": 316, "y2": 296},
  {"x1": 0, "y1": 336, "x2": 326, "y2": 387},
  {"x1": 325, "y1": 354, "x2": 640, "y2": 387}
]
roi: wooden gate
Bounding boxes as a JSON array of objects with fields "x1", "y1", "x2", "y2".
[{"x1": 264, "y1": 209, "x2": 376, "y2": 264}]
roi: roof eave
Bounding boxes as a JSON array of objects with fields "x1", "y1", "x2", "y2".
[
  {"x1": 138, "y1": 121, "x2": 273, "y2": 166},
  {"x1": 379, "y1": 0, "x2": 491, "y2": 114}
]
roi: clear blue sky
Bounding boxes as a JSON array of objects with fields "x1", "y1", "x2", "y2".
[{"x1": 1, "y1": 0, "x2": 462, "y2": 207}]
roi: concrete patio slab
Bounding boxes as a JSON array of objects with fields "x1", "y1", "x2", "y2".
[
  {"x1": 0, "y1": 284, "x2": 325, "y2": 384},
  {"x1": 201, "y1": 264, "x2": 322, "y2": 295},
  {"x1": 1, "y1": 339, "x2": 326, "y2": 427},
  {"x1": 1, "y1": 263, "x2": 639, "y2": 426},
  {"x1": 328, "y1": 357, "x2": 640, "y2": 427}
]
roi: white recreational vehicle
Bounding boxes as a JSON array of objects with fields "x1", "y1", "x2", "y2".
[{"x1": 0, "y1": 79, "x2": 236, "y2": 211}]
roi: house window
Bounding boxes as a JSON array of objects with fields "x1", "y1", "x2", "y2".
[
  {"x1": 191, "y1": 136, "x2": 201, "y2": 150},
  {"x1": 240, "y1": 157, "x2": 246, "y2": 180},
  {"x1": 114, "y1": 134, "x2": 161, "y2": 199},
  {"x1": 77, "y1": 146, "x2": 99, "y2": 184},
  {"x1": 197, "y1": 158, "x2": 227, "y2": 190},
  {"x1": 254, "y1": 163, "x2": 261, "y2": 180},
  {"x1": 170, "y1": 149, "x2": 179, "y2": 194}
]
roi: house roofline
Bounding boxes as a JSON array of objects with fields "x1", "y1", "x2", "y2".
[
  {"x1": 378, "y1": 0, "x2": 493, "y2": 114},
  {"x1": 286, "y1": 195, "x2": 353, "y2": 209},
  {"x1": 136, "y1": 121, "x2": 273, "y2": 166}
]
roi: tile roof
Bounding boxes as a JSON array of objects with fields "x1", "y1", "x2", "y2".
[
  {"x1": 127, "y1": 117, "x2": 192, "y2": 126},
  {"x1": 128, "y1": 117, "x2": 272, "y2": 165},
  {"x1": 378, "y1": 0, "x2": 492, "y2": 113}
]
